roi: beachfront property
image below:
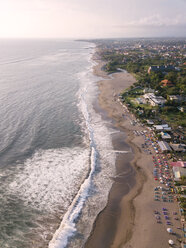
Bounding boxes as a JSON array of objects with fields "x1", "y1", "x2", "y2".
[
  {"x1": 172, "y1": 166, "x2": 186, "y2": 181},
  {"x1": 153, "y1": 124, "x2": 171, "y2": 131},
  {"x1": 148, "y1": 65, "x2": 176, "y2": 74},
  {"x1": 158, "y1": 141, "x2": 172, "y2": 152},
  {"x1": 170, "y1": 143, "x2": 186, "y2": 152},
  {"x1": 171, "y1": 161, "x2": 186, "y2": 181},
  {"x1": 143, "y1": 93, "x2": 166, "y2": 106},
  {"x1": 161, "y1": 131, "x2": 171, "y2": 139}
]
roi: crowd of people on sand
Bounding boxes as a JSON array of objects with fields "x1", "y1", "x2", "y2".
[
  {"x1": 119, "y1": 96, "x2": 185, "y2": 247},
  {"x1": 134, "y1": 121, "x2": 185, "y2": 247}
]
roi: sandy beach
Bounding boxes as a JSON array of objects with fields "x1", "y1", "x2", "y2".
[{"x1": 84, "y1": 52, "x2": 182, "y2": 248}]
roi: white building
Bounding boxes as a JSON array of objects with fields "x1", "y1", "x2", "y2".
[
  {"x1": 158, "y1": 141, "x2": 172, "y2": 152},
  {"x1": 154, "y1": 124, "x2": 171, "y2": 131},
  {"x1": 143, "y1": 93, "x2": 166, "y2": 106}
]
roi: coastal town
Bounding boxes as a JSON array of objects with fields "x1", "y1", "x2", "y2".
[{"x1": 91, "y1": 38, "x2": 186, "y2": 247}]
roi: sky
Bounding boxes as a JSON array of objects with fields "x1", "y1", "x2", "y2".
[{"x1": 0, "y1": 0, "x2": 185, "y2": 38}]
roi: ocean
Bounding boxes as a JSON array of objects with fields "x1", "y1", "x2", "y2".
[{"x1": 0, "y1": 39, "x2": 116, "y2": 248}]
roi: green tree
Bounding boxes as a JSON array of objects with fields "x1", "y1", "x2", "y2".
[{"x1": 165, "y1": 71, "x2": 177, "y2": 82}]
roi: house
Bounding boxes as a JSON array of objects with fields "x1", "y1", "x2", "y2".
[
  {"x1": 143, "y1": 93, "x2": 154, "y2": 100},
  {"x1": 172, "y1": 167, "x2": 186, "y2": 181},
  {"x1": 148, "y1": 65, "x2": 175, "y2": 74},
  {"x1": 143, "y1": 93, "x2": 166, "y2": 106},
  {"x1": 170, "y1": 144, "x2": 186, "y2": 152},
  {"x1": 154, "y1": 124, "x2": 171, "y2": 131},
  {"x1": 147, "y1": 119, "x2": 154, "y2": 125},
  {"x1": 161, "y1": 132, "x2": 171, "y2": 139},
  {"x1": 149, "y1": 96, "x2": 166, "y2": 106},
  {"x1": 158, "y1": 141, "x2": 172, "y2": 152},
  {"x1": 160, "y1": 79, "x2": 173, "y2": 87}
]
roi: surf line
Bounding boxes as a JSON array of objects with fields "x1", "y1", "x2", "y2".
[{"x1": 48, "y1": 88, "x2": 98, "y2": 248}]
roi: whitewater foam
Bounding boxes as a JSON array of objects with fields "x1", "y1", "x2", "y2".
[
  {"x1": 48, "y1": 46, "x2": 100, "y2": 247},
  {"x1": 48, "y1": 146, "x2": 97, "y2": 248},
  {"x1": 49, "y1": 43, "x2": 116, "y2": 248},
  {"x1": 9, "y1": 147, "x2": 90, "y2": 212}
]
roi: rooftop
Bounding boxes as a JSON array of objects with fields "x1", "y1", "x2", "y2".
[
  {"x1": 171, "y1": 161, "x2": 186, "y2": 168},
  {"x1": 158, "y1": 141, "x2": 172, "y2": 151},
  {"x1": 161, "y1": 132, "x2": 171, "y2": 139}
]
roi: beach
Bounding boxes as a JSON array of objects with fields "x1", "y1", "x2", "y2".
[{"x1": 85, "y1": 51, "x2": 182, "y2": 248}]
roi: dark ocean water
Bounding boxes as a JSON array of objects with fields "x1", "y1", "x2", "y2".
[
  {"x1": 0, "y1": 39, "x2": 89, "y2": 166},
  {"x1": 0, "y1": 39, "x2": 116, "y2": 248},
  {"x1": 0, "y1": 39, "x2": 95, "y2": 247}
]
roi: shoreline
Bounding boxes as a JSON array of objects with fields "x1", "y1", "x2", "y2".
[
  {"x1": 85, "y1": 49, "x2": 183, "y2": 248},
  {"x1": 84, "y1": 52, "x2": 147, "y2": 247}
]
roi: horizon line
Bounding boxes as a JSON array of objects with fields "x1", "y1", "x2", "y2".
[{"x1": 0, "y1": 36, "x2": 186, "y2": 40}]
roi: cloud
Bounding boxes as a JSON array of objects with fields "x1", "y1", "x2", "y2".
[{"x1": 118, "y1": 14, "x2": 186, "y2": 28}]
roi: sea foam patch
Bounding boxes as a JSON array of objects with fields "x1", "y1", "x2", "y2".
[{"x1": 9, "y1": 147, "x2": 90, "y2": 212}]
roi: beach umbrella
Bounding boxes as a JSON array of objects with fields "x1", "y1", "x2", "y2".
[
  {"x1": 167, "y1": 228, "x2": 173, "y2": 233},
  {"x1": 168, "y1": 240, "x2": 174, "y2": 245}
]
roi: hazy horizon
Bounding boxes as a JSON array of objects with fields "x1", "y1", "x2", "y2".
[
  {"x1": 0, "y1": 36, "x2": 186, "y2": 41},
  {"x1": 0, "y1": 0, "x2": 185, "y2": 39}
]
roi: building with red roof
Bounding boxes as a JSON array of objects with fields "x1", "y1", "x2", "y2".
[
  {"x1": 160, "y1": 79, "x2": 173, "y2": 87},
  {"x1": 171, "y1": 161, "x2": 186, "y2": 168}
]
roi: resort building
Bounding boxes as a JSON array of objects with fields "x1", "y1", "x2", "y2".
[
  {"x1": 158, "y1": 141, "x2": 172, "y2": 152},
  {"x1": 154, "y1": 124, "x2": 171, "y2": 131},
  {"x1": 161, "y1": 131, "x2": 171, "y2": 139}
]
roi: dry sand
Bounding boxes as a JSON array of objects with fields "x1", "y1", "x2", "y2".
[{"x1": 84, "y1": 54, "x2": 182, "y2": 248}]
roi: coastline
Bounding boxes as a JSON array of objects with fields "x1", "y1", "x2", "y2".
[
  {"x1": 84, "y1": 49, "x2": 183, "y2": 248},
  {"x1": 84, "y1": 52, "x2": 147, "y2": 247}
]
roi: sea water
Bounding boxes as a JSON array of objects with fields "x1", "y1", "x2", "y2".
[{"x1": 0, "y1": 39, "x2": 116, "y2": 248}]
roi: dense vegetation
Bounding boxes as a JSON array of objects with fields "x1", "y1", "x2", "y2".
[{"x1": 99, "y1": 46, "x2": 186, "y2": 129}]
